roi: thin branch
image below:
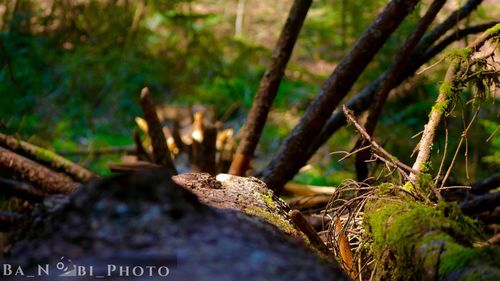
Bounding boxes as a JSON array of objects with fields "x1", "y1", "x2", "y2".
[
  {"x1": 354, "y1": 0, "x2": 447, "y2": 181},
  {"x1": 343, "y1": 106, "x2": 418, "y2": 176},
  {"x1": 439, "y1": 108, "x2": 481, "y2": 190},
  {"x1": 434, "y1": 118, "x2": 449, "y2": 185},
  {"x1": 410, "y1": 25, "x2": 500, "y2": 184},
  {"x1": 263, "y1": 20, "x2": 494, "y2": 192},
  {"x1": 289, "y1": 209, "x2": 331, "y2": 256},
  {"x1": 229, "y1": 0, "x2": 312, "y2": 176},
  {"x1": 261, "y1": 0, "x2": 420, "y2": 193}
]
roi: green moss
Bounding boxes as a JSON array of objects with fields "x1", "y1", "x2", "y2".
[
  {"x1": 402, "y1": 182, "x2": 414, "y2": 192},
  {"x1": 439, "y1": 247, "x2": 500, "y2": 280},
  {"x1": 259, "y1": 190, "x2": 277, "y2": 208},
  {"x1": 486, "y1": 23, "x2": 500, "y2": 36},
  {"x1": 245, "y1": 205, "x2": 297, "y2": 235},
  {"x1": 417, "y1": 173, "x2": 434, "y2": 199},
  {"x1": 421, "y1": 161, "x2": 432, "y2": 173},
  {"x1": 447, "y1": 48, "x2": 472, "y2": 60},
  {"x1": 34, "y1": 147, "x2": 70, "y2": 168},
  {"x1": 378, "y1": 183, "x2": 395, "y2": 195},
  {"x1": 439, "y1": 81, "x2": 454, "y2": 96},
  {"x1": 364, "y1": 200, "x2": 482, "y2": 280},
  {"x1": 432, "y1": 100, "x2": 450, "y2": 114}
]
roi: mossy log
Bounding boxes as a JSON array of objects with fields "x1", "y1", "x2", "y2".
[
  {"x1": 364, "y1": 192, "x2": 500, "y2": 281},
  {"x1": 4, "y1": 171, "x2": 348, "y2": 281},
  {"x1": 0, "y1": 147, "x2": 77, "y2": 194},
  {"x1": 0, "y1": 133, "x2": 95, "y2": 182}
]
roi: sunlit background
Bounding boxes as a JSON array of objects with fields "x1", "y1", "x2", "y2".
[{"x1": 0, "y1": 0, "x2": 498, "y2": 185}]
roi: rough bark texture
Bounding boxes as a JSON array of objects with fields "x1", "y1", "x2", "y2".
[
  {"x1": 5, "y1": 171, "x2": 348, "y2": 281},
  {"x1": 354, "y1": 0, "x2": 446, "y2": 181},
  {"x1": 0, "y1": 133, "x2": 95, "y2": 182},
  {"x1": 410, "y1": 26, "x2": 500, "y2": 183},
  {"x1": 140, "y1": 87, "x2": 178, "y2": 174},
  {"x1": 0, "y1": 147, "x2": 77, "y2": 195},
  {"x1": 229, "y1": 0, "x2": 312, "y2": 176},
  {"x1": 265, "y1": 20, "x2": 494, "y2": 190},
  {"x1": 261, "y1": 0, "x2": 420, "y2": 193}
]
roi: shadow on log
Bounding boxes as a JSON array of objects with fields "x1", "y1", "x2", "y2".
[{"x1": 4, "y1": 170, "x2": 348, "y2": 281}]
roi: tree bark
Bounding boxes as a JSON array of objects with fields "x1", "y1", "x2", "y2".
[
  {"x1": 0, "y1": 147, "x2": 77, "y2": 194},
  {"x1": 354, "y1": 0, "x2": 447, "y2": 181},
  {"x1": 229, "y1": 0, "x2": 312, "y2": 176},
  {"x1": 139, "y1": 87, "x2": 178, "y2": 174},
  {"x1": 261, "y1": 0, "x2": 420, "y2": 193},
  {"x1": 0, "y1": 133, "x2": 96, "y2": 182}
]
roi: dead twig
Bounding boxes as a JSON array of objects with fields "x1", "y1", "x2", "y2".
[
  {"x1": 343, "y1": 106, "x2": 417, "y2": 175},
  {"x1": 289, "y1": 209, "x2": 330, "y2": 256}
]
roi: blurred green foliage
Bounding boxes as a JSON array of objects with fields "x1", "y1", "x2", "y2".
[{"x1": 0, "y1": 0, "x2": 498, "y2": 184}]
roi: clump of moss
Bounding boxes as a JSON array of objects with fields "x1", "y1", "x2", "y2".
[
  {"x1": 378, "y1": 183, "x2": 396, "y2": 195},
  {"x1": 244, "y1": 205, "x2": 297, "y2": 236},
  {"x1": 439, "y1": 246, "x2": 500, "y2": 280},
  {"x1": 259, "y1": 190, "x2": 277, "y2": 208},
  {"x1": 447, "y1": 47, "x2": 472, "y2": 60},
  {"x1": 364, "y1": 198, "x2": 485, "y2": 280},
  {"x1": 487, "y1": 23, "x2": 500, "y2": 36}
]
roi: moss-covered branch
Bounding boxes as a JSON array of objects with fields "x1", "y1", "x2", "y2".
[
  {"x1": 0, "y1": 147, "x2": 77, "y2": 194},
  {"x1": 409, "y1": 24, "x2": 500, "y2": 186},
  {"x1": 0, "y1": 133, "x2": 95, "y2": 182},
  {"x1": 365, "y1": 193, "x2": 500, "y2": 280}
]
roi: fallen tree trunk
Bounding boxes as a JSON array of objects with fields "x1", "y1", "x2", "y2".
[
  {"x1": 0, "y1": 147, "x2": 77, "y2": 195},
  {"x1": 4, "y1": 171, "x2": 348, "y2": 281},
  {"x1": 0, "y1": 133, "x2": 95, "y2": 182}
]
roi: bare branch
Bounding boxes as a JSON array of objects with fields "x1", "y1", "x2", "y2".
[
  {"x1": 229, "y1": 0, "x2": 313, "y2": 176},
  {"x1": 261, "y1": 0, "x2": 420, "y2": 193}
]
